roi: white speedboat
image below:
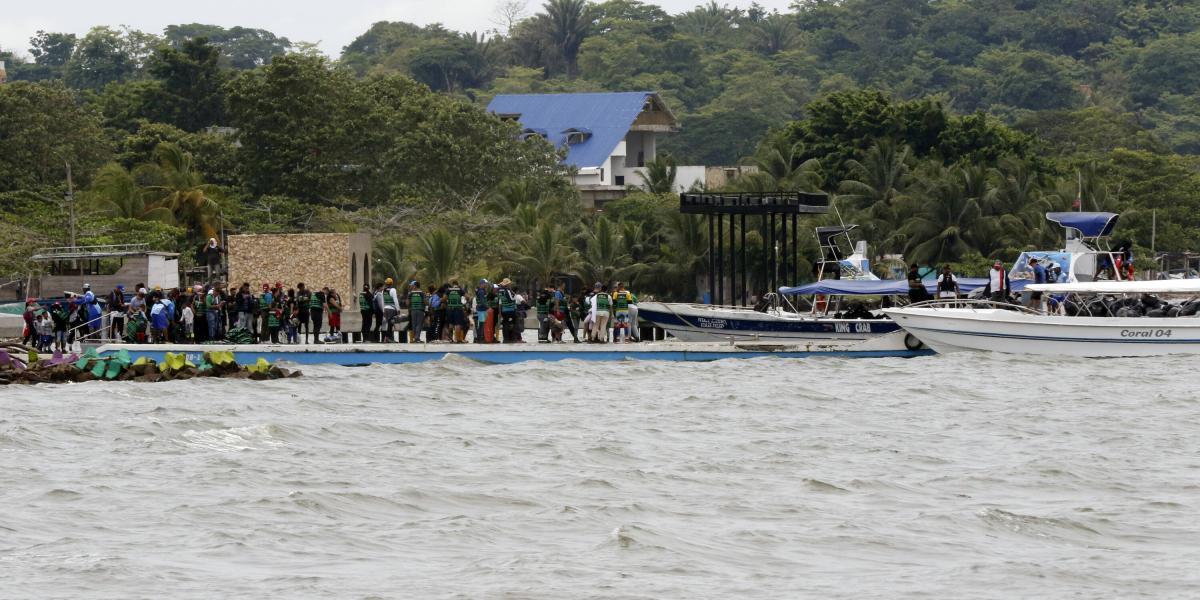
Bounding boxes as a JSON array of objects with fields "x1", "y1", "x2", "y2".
[{"x1": 883, "y1": 280, "x2": 1200, "y2": 357}]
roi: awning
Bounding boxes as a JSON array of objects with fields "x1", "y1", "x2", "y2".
[
  {"x1": 780, "y1": 278, "x2": 1013, "y2": 296},
  {"x1": 1046, "y1": 212, "x2": 1119, "y2": 238}
]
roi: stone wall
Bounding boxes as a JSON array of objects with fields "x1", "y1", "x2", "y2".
[{"x1": 227, "y1": 233, "x2": 371, "y2": 298}]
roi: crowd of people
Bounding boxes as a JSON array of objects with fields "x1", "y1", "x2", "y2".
[{"x1": 19, "y1": 277, "x2": 644, "y2": 348}]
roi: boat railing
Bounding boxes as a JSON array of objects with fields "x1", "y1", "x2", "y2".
[{"x1": 906, "y1": 299, "x2": 1044, "y2": 316}]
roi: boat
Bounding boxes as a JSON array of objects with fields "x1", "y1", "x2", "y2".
[
  {"x1": 637, "y1": 225, "x2": 987, "y2": 351},
  {"x1": 883, "y1": 279, "x2": 1200, "y2": 357}
]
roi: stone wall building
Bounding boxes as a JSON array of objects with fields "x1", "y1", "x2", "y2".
[{"x1": 228, "y1": 233, "x2": 372, "y2": 326}]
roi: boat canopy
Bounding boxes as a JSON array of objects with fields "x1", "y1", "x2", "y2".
[
  {"x1": 780, "y1": 278, "x2": 1021, "y2": 296},
  {"x1": 1046, "y1": 212, "x2": 1119, "y2": 238},
  {"x1": 1026, "y1": 280, "x2": 1200, "y2": 294}
]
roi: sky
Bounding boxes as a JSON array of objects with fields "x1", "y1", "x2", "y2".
[{"x1": 0, "y1": 0, "x2": 796, "y2": 59}]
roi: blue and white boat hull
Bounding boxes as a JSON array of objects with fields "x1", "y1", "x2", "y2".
[{"x1": 636, "y1": 301, "x2": 904, "y2": 343}]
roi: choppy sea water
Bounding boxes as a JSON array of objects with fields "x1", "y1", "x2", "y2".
[{"x1": 2, "y1": 353, "x2": 1199, "y2": 599}]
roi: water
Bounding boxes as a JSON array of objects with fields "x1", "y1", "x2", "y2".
[{"x1": 2, "y1": 353, "x2": 1199, "y2": 598}]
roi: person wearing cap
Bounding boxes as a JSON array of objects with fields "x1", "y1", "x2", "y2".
[
  {"x1": 80, "y1": 283, "x2": 102, "y2": 336},
  {"x1": 1028, "y1": 257, "x2": 1047, "y2": 308},
  {"x1": 589, "y1": 282, "x2": 612, "y2": 342},
  {"x1": 495, "y1": 278, "x2": 518, "y2": 343},
  {"x1": 407, "y1": 281, "x2": 426, "y2": 343},
  {"x1": 379, "y1": 279, "x2": 399, "y2": 342},
  {"x1": 984, "y1": 261, "x2": 1010, "y2": 303},
  {"x1": 611, "y1": 281, "x2": 636, "y2": 344},
  {"x1": 108, "y1": 285, "x2": 127, "y2": 340}
]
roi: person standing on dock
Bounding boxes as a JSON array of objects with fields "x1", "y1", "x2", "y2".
[
  {"x1": 309, "y1": 286, "x2": 326, "y2": 343},
  {"x1": 446, "y1": 279, "x2": 467, "y2": 343},
  {"x1": 359, "y1": 284, "x2": 374, "y2": 342},
  {"x1": 295, "y1": 283, "x2": 312, "y2": 343},
  {"x1": 474, "y1": 279, "x2": 490, "y2": 343},
  {"x1": 555, "y1": 282, "x2": 581, "y2": 343},
  {"x1": 612, "y1": 282, "x2": 635, "y2": 344},
  {"x1": 108, "y1": 285, "x2": 126, "y2": 341},
  {"x1": 380, "y1": 278, "x2": 399, "y2": 342},
  {"x1": 589, "y1": 282, "x2": 611, "y2": 343},
  {"x1": 497, "y1": 278, "x2": 518, "y2": 343},
  {"x1": 81, "y1": 283, "x2": 102, "y2": 335},
  {"x1": 408, "y1": 281, "x2": 426, "y2": 343},
  {"x1": 258, "y1": 283, "x2": 274, "y2": 343}
]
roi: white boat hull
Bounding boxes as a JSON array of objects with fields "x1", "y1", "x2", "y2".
[{"x1": 884, "y1": 307, "x2": 1200, "y2": 357}]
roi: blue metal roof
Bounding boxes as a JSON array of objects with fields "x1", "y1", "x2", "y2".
[
  {"x1": 1046, "y1": 212, "x2": 1120, "y2": 238},
  {"x1": 487, "y1": 92, "x2": 662, "y2": 169}
]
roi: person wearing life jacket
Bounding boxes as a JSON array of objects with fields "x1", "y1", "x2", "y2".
[
  {"x1": 936, "y1": 265, "x2": 959, "y2": 304},
  {"x1": 496, "y1": 278, "x2": 518, "y2": 343},
  {"x1": 473, "y1": 279, "x2": 490, "y2": 343},
  {"x1": 257, "y1": 283, "x2": 274, "y2": 343},
  {"x1": 535, "y1": 285, "x2": 553, "y2": 343},
  {"x1": 407, "y1": 281, "x2": 426, "y2": 343},
  {"x1": 984, "y1": 261, "x2": 1010, "y2": 303},
  {"x1": 380, "y1": 278, "x2": 399, "y2": 342},
  {"x1": 358, "y1": 284, "x2": 374, "y2": 342},
  {"x1": 589, "y1": 282, "x2": 612, "y2": 342},
  {"x1": 446, "y1": 279, "x2": 467, "y2": 343},
  {"x1": 611, "y1": 281, "x2": 635, "y2": 344}
]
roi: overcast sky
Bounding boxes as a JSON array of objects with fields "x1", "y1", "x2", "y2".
[{"x1": 1, "y1": 0, "x2": 795, "y2": 58}]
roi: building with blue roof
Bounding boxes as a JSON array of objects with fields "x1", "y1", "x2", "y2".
[{"x1": 487, "y1": 91, "x2": 683, "y2": 207}]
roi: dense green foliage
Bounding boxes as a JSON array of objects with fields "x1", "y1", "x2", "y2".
[{"x1": 2, "y1": 0, "x2": 1200, "y2": 295}]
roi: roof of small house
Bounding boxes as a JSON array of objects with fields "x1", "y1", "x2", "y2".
[{"x1": 487, "y1": 92, "x2": 677, "y2": 169}]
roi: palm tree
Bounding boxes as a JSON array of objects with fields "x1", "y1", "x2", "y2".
[
  {"x1": 506, "y1": 219, "x2": 580, "y2": 286},
  {"x1": 487, "y1": 178, "x2": 547, "y2": 215},
  {"x1": 415, "y1": 228, "x2": 463, "y2": 286},
  {"x1": 577, "y1": 216, "x2": 644, "y2": 285},
  {"x1": 753, "y1": 15, "x2": 799, "y2": 55},
  {"x1": 88, "y1": 163, "x2": 175, "y2": 224},
  {"x1": 652, "y1": 211, "x2": 709, "y2": 300},
  {"x1": 737, "y1": 137, "x2": 824, "y2": 192},
  {"x1": 533, "y1": 0, "x2": 595, "y2": 78},
  {"x1": 374, "y1": 236, "x2": 416, "y2": 283},
  {"x1": 899, "y1": 167, "x2": 995, "y2": 265},
  {"x1": 641, "y1": 154, "x2": 677, "y2": 194},
  {"x1": 136, "y1": 142, "x2": 225, "y2": 240},
  {"x1": 676, "y1": 1, "x2": 738, "y2": 37},
  {"x1": 837, "y1": 140, "x2": 910, "y2": 209}
]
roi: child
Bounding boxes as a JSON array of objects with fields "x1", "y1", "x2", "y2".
[
  {"x1": 181, "y1": 301, "x2": 195, "y2": 342},
  {"x1": 36, "y1": 311, "x2": 53, "y2": 352}
]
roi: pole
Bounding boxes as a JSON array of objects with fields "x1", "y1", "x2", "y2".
[
  {"x1": 740, "y1": 213, "x2": 747, "y2": 306},
  {"x1": 791, "y1": 213, "x2": 798, "y2": 284},
  {"x1": 780, "y1": 209, "x2": 788, "y2": 289},
  {"x1": 717, "y1": 213, "x2": 725, "y2": 305},
  {"x1": 708, "y1": 215, "x2": 715, "y2": 304},
  {"x1": 769, "y1": 213, "x2": 777, "y2": 297},
  {"x1": 730, "y1": 213, "x2": 737, "y2": 307}
]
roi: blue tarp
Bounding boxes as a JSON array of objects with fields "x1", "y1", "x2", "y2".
[
  {"x1": 1046, "y1": 212, "x2": 1119, "y2": 238},
  {"x1": 488, "y1": 92, "x2": 667, "y2": 169},
  {"x1": 780, "y1": 278, "x2": 1029, "y2": 296}
]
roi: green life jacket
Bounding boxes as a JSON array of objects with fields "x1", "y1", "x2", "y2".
[
  {"x1": 382, "y1": 288, "x2": 395, "y2": 307},
  {"x1": 267, "y1": 310, "x2": 280, "y2": 328},
  {"x1": 309, "y1": 292, "x2": 323, "y2": 310},
  {"x1": 259, "y1": 294, "x2": 271, "y2": 309},
  {"x1": 596, "y1": 293, "x2": 611, "y2": 311},
  {"x1": 614, "y1": 291, "x2": 630, "y2": 310},
  {"x1": 205, "y1": 294, "x2": 215, "y2": 311},
  {"x1": 499, "y1": 290, "x2": 515, "y2": 311},
  {"x1": 487, "y1": 294, "x2": 499, "y2": 309},
  {"x1": 410, "y1": 291, "x2": 425, "y2": 311},
  {"x1": 536, "y1": 297, "x2": 549, "y2": 315},
  {"x1": 359, "y1": 292, "x2": 371, "y2": 312},
  {"x1": 447, "y1": 287, "x2": 463, "y2": 308}
]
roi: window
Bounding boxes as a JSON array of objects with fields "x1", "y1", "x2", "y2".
[
  {"x1": 351, "y1": 253, "x2": 357, "y2": 289},
  {"x1": 637, "y1": 151, "x2": 645, "y2": 168},
  {"x1": 363, "y1": 254, "x2": 371, "y2": 287},
  {"x1": 562, "y1": 128, "x2": 592, "y2": 145},
  {"x1": 616, "y1": 175, "x2": 625, "y2": 186}
]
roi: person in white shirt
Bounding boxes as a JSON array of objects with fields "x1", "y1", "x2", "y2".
[{"x1": 936, "y1": 265, "x2": 959, "y2": 302}]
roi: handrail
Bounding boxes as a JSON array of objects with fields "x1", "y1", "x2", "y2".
[{"x1": 906, "y1": 299, "x2": 1045, "y2": 315}]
